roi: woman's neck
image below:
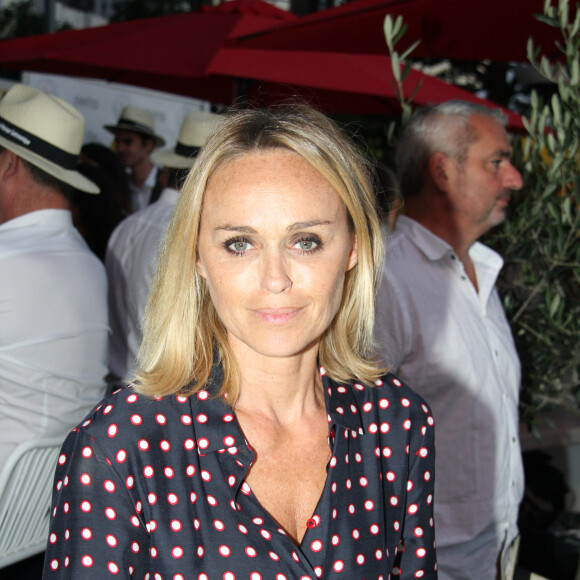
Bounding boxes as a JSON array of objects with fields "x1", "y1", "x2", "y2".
[{"x1": 231, "y1": 340, "x2": 324, "y2": 426}]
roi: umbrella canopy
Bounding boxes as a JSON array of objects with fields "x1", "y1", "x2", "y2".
[
  {"x1": 231, "y1": 0, "x2": 562, "y2": 62},
  {"x1": 209, "y1": 47, "x2": 524, "y2": 129},
  {"x1": 0, "y1": 0, "x2": 524, "y2": 128},
  {"x1": 0, "y1": 0, "x2": 295, "y2": 103}
]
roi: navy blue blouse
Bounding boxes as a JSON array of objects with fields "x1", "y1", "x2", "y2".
[{"x1": 43, "y1": 365, "x2": 437, "y2": 579}]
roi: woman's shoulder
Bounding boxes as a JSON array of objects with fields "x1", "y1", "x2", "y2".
[
  {"x1": 69, "y1": 385, "x2": 196, "y2": 446},
  {"x1": 345, "y1": 372, "x2": 433, "y2": 423}
]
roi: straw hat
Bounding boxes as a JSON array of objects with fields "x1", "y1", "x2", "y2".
[
  {"x1": 104, "y1": 105, "x2": 166, "y2": 147},
  {"x1": 151, "y1": 111, "x2": 221, "y2": 169},
  {"x1": 0, "y1": 84, "x2": 99, "y2": 194}
]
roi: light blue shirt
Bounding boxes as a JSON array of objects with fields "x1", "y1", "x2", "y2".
[
  {"x1": 376, "y1": 216, "x2": 524, "y2": 579},
  {"x1": 0, "y1": 209, "x2": 108, "y2": 466}
]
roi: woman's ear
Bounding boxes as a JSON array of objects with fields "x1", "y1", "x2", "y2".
[
  {"x1": 346, "y1": 233, "x2": 358, "y2": 271},
  {"x1": 195, "y1": 256, "x2": 207, "y2": 279}
]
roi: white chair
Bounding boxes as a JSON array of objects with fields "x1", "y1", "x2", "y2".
[{"x1": 0, "y1": 437, "x2": 63, "y2": 569}]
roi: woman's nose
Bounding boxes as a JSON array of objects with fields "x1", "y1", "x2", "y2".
[{"x1": 260, "y1": 252, "x2": 292, "y2": 293}]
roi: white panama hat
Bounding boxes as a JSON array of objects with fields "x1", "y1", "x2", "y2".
[
  {"x1": 151, "y1": 111, "x2": 221, "y2": 169},
  {"x1": 104, "y1": 105, "x2": 166, "y2": 148},
  {"x1": 0, "y1": 84, "x2": 99, "y2": 194}
]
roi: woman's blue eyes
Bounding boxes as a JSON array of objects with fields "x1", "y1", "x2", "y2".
[
  {"x1": 297, "y1": 239, "x2": 317, "y2": 251},
  {"x1": 230, "y1": 240, "x2": 249, "y2": 252},
  {"x1": 224, "y1": 237, "x2": 321, "y2": 256}
]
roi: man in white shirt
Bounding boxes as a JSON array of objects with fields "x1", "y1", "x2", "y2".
[
  {"x1": 106, "y1": 111, "x2": 221, "y2": 388},
  {"x1": 104, "y1": 105, "x2": 166, "y2": 212},
  {"x1": 0, "y1": 84, "x2": 109, "y2": 466},
  {"x1": 375, "y1": 101, "x2": 524, "y2": 579}
]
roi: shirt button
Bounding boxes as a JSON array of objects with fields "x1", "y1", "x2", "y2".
[{"x1": 306, "y1": 518, "x2": 318, "y2": 529}]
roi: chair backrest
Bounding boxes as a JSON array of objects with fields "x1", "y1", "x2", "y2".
[{"x1": 0, "y1": 437, "x2": 63, "y2": 569}]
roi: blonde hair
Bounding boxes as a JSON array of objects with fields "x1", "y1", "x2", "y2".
[{"x1": 135, "y1": 104, "x2": 385, "y2": 404}]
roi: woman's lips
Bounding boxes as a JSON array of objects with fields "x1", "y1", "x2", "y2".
[{"x1": 252, "y1": 307, "x2": 304, "y2": 325}]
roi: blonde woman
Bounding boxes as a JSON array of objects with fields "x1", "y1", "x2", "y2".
[{"x1": 44, "y1": 104, "x2": 437, "y2": 579}]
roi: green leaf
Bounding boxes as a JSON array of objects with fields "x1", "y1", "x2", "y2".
[
  {"x1": 550, "y1": 293, "x2": 562, "y2": 317},
  {"x1": 535, "y1": 13, "x2": 560, "y2": 27},
  {"x1": 391, "y1": 51, "x2": 401, "y2": 83},
  {"x1": 400, "y1": 39, "x2": 421, "y2": 61}
]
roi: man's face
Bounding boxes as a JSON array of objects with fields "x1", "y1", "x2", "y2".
[
  {"x1": 448, "y1": 114, "x2": 523, "y2": 238},
  {"x1": 113, "y1": 129, "x2": 154, "y2": 169}
]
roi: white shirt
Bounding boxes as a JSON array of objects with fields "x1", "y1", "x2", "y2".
[
  {"x1": 106, "y1": 188, "x2": 179, "y2": 385},
  {"x1": 375, "y1": 216, "x2": 524, "y2": 580},
  {"x1": 128, "y1": 165, "x2": 159, "y2": 211},
  {"x1": 0, "y1": 209, "x2": 109, "y2": 466}
]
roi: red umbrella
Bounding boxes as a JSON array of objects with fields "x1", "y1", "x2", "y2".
[
  {"x1": 231, "y1": 0, "x2": 561, "y2": 62},
  {"x1": 0, "y1": 0, "x2": 295, "y2": 103},
  {"x1": 208, "y1": 47, "x2": 524, "y2": 129}
]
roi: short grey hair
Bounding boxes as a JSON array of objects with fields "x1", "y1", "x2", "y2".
[{"x1": 396, "y1": 101, "x2": 507, "y2": 197}]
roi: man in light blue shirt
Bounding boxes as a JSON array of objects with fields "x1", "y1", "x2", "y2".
[{"x1": 376, "y1": 101, "x2": 524, "y2": 579}]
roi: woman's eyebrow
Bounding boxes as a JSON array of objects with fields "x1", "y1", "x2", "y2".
[
  {"x1": 214, "y1": 220, "x2": 334, "y2": 234},
  {"x1": 287, "y1": 220, "x2": 333, "y2": 232},
  {"x1": 215, "y1": 225, "x2": 257, "y2": 234}
]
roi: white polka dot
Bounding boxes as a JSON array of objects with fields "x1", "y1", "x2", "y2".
[
  {"x1": 333, "y1": 560, "x2": 344, "y2": 572},
  {"x1": 138, "y1": 439, "x2": 149, "y2": 451},
  {"x1": 80, "y1": 501, "x2": 91, "y2": 513},
  {"x1": 214, "y1": 519, "x2": 225, "y2": 531},
  {"x1": 80, "y1": 528, "x2": 92, "y2": 540},
  {"x1": 311, "y1": 540, "x2": 323, "y2": 552},
  {"x1": 107, "y1": 424, "x2": 118, "y2": 437},
  {"x1": 80, "y1": 473, "x2": 91, "y2": 485},
  {"x1": 81, "y1": 555, "x2": 93, "y2": 567},
  {"x1": 160, "y1": 440, "x2": 171, "y2": 451},
  {"x1": 370, "y1": 524, "x2": 380, "y2": 535},
  {"x1": 143, "y1": 465, "x2": 154, "y2": 478},
  {"x1": 156, "y1": 413, "x2": 167, "y2": 425},
  {"x1": 106, "y1": 534, "x2": 117, "y2": 547},
  {"x1": 81, "y1": 447, "x2": 92, "y2": 458},
  {"x1": 245, "y1": 546, "x2": 257, "y2": 557},
  {"x1": 171, "y1": 519, "x2": 182, "y2": 532},
  {"x1": 130, "y1": 414, "x2": 142, "y2": 425},
  {"x1": 104, "y1": 480, "x2": 116, "y2": 493},
  {"x1": 50, "y1": 559, "x2": 58, "y2": 570},
  {"x1": 356, "y1": 554, "x2": 365, "y2": 565},
  {"x1": 185, "y1": 438, "x2": 197, "y2": 450},
  {"x1": 172, "y1": 546, "x2": 184, "y2": 559},
  {"x1": 58, "y1": 454, "x2": 67, "y2": 465},
  {"x1": 168, "y1": 493, "x2": 179, "y2": 505},
  {"x1": 105, "y1": 507, "x2": 116, "y2": 520},
  {"x1": 219, "y1": 545, "x2": 231, "y2": 557},
  {"x1": 107, "y1": 561, "x2": 119, "y2": 574}
]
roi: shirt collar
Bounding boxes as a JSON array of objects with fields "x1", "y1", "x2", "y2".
[
  {"x1": 158, "y1": 187, "x2": 179, "y2": 205},
  {"x1": 394, "y1": 215, "x2": 453, "y2": 262},
  {"x1": 320, "y1": 366, "x2": 365, "y2": 435},
  {"x1": 0, "y1": 208, "x2": 72, "y2": 232},
  {"x1": 188, "y1": 363, "x2": 366, "y2": 456}
]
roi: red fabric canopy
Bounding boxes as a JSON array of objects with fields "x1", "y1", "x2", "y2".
[
  {"x1": 209, "y1": 47, "x2": 524, "y2": 129},
  {"x1": 0, "y1": 0, "x2": 295, "y2": 103},
  {"x1": 232, "y1": 0, "x2": 562, "y2": 62}
]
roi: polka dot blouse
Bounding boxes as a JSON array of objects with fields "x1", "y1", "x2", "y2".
[{"x1": 43, "y1": 365, "x2": 437, "y2": 579}]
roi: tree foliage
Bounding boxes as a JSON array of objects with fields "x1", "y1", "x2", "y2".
[{"x1": 485, "y1": 0, "x2": 580, "y2": 427}]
